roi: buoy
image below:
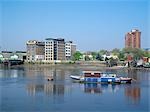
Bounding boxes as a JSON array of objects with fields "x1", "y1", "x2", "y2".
[{"x1": 47, "y1": 77, "x2": 53, "y2": 81}]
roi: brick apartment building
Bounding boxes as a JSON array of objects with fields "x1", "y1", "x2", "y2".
[{"x1": 125, "y1": 29, "x2": 141, "y2": 48}]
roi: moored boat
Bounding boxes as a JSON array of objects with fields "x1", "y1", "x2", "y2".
[
  {"x1": 70, "y1": 75, "x2": 81, "y2": 80},
  {"x1": 120, "y1": 77, "x2": 132, "y2": 83},
  {"x1": 70, "y1": 71, "x2": 132, "y2": 84}
]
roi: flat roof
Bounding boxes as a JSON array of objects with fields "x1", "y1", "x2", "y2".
[
  {"x1": 1, "y1": 51, "x2": 13, "y2": 53},
  {"x1": 45, "y1": 38, "x2": 64, "y2": 41},
  {"x1": 82, "y1": 71, "x2": 102, "y2": 73},
  {"x1": 15, "y1": 51, "x2": 26, "y2": 53}
]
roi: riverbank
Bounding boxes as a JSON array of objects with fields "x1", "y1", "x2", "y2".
[{"x1": 1, "y1": 63, "x2": 150, "y2": 71}]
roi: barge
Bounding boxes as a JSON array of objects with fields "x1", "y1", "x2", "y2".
[{"x1": 70, "y1": 71, "x2": 132, "y2": 84}]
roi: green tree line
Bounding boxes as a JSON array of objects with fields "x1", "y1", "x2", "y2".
[{"x1": 72, "y1": 48, "x2": 150, "y2": 61}]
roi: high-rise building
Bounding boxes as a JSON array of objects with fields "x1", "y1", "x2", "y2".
[
  {"x1": 65, "y1": 41, "x2": 76, "y2": 60},
  {"x1": 125, "y1": 29, "x2": 141, "y2": 48},
  {"x1": 26, "y1": 40, "x2": 45, "y2": 61},
  {"x1": 45, "y1": 38, "x2": 65, "y2": 61}
]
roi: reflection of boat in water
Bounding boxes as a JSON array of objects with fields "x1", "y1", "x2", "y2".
[
  {"x1": 84, "y1": 83, "x2": 102, "y2": 94},
  {"x1": 84, "y1": 83, "x2": 119, "y2": 94},
  {"x1": 70, "y1": 71, "x2": 132, "y2": 84}
]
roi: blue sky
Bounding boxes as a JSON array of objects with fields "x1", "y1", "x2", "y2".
[{"x1": 0, "y1": 0, "x2": 149, "y2": 52}]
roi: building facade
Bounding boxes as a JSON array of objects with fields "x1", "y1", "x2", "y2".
[
  {"x1": 0, "y1": 51, "x2": 26, "y2": 61},
  {"x1": 65, "y1": 41, "x2": 76, "y2": 60},
  {"x1": 26, "y1": 40, "x2": 45, "y2": 61},
  {"x1": 125, "y1": 29, "x2": 141, "y2": 48},
  {"x1": 45, "y1": 38, "x2": 65, "y2": 61}
]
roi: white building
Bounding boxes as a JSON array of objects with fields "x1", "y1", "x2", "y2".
[
  {"x1": 65, "y1": 41, "x2": 76, "y2": 60},
  {"x1": 102, "y1": 54, "x2": 118, "y2": 61},
  {"x1": 45, "y1": 38, "x2": 55, "y2": 61}
]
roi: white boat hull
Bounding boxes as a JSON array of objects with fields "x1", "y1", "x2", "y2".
[{"x1": 70, "y1": 75, "x2": 81, "y2": 80}]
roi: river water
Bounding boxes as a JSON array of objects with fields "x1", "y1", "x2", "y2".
[{"x1": 0, "y1": 65, "x2": 149, "y2": 112}]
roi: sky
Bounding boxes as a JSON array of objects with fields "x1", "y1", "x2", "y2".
[{"x1": 0, "y1": 0, "x2": 149, "y2": 52}]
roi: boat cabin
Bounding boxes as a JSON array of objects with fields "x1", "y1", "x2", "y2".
[
  {"x1": 102, "y1": 73, "x2": 117, "y2": 78},
  {"x1": 82, "y1": 71, "x2": 102, "y2": 77}
]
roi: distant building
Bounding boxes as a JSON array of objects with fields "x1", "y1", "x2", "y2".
[
  {"x1": 143, "y1": 48, "x2": 150, "y2": 63},
  {"x1": 125, "y1": 29, "x2": 141, "y2": 48},
  {"x1": 82, "y1": 52, "x2": 94, "y2": 61},
  {"x1": 65, "y1": 41, "x2": 76, "y2": 60},
  {"x1": 26, "y1": 38, "x2": 76, "y2": 62},
  {"x1": 26, "y1": 40, "x2": 45, "y2": 61},
  {"x1": 0, "y1": 51, "x2": 26, "y2": 61},
  {"x1": 143, "y1": 48, "x2": 150, "y2": 52},
  {"x1": 14, "y1": 51, "x2": 27, "y2": 60},
  {"x1": 102, "y1": 54, "x2": 118, "y2": 61},
  {"x1": 45, "y1": 38, "x2": 65, "y2": 61},
  {"x1": 70, "y1": 43, "x2": 76, "y2": 58}
]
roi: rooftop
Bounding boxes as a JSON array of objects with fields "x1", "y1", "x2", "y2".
[{"x1": 45, "y1": 38, "x2": 65, "y2": 41}]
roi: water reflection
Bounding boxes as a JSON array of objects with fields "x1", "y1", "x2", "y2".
[
  {"x1": 0, "y1": 68, "x2": 25, "y2": 78},
  {"x1": 1, "y1": 65, "x2": 149, "y2": 109},
  {"x1": 26, "y1": 82, "x2": 141, "y2": 105},
  {"x1": 84, "y1": 83, "x2": 120, "y2": 94},
  {"x1": 125, "y1": 86, "x2": 141, "y2": 104},
  {"x1": 84, "y1": 83, "x2": 102, "y2": 94},
  {"x1": 26, "y1": 83, "x2": 65, "y2": 96},
  {"x1": 84, "y1": 83, "x2": 141, "y2": 104},
  {"x1": 26, "y1": 83, "x2": 122, "y2": 97},
  {"x1": 26, "y1": 68, "x2": 67, "y2": 97}
]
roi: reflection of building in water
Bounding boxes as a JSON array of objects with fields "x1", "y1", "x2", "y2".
[
  {"x1": 24, "y1": 65, "x2": 45, "y2": 79},
  {"x1": 27, "y1": 84, "x2": 44, "y2": 96},
  {"x1": 54, "y1": 70, "x2": 65, "y2": 81},
  {"x1": 0, "y1": 68, "x2": 25, "y2": 78},
  {"x1": 44, "y1": 83, "x2": 54, "y2": 95},
  {"x1": 27, "y1": 83, "x2": 65, "y2": 96},
  {"x1": 53, "y1": 84, "x2": 64, "y2": 95},
  {"x1": 26, "y1": 69, "x2": 66, "y2": 96},
  {"x1": 42, "y1": 68, "x2": 65, "y2": 81},
  {"x1": 26, "y1": 67, "x2": 73, "y2": 98},
  {"x1": 42, "y1": 68, "x2": 54, "y2": 81},
  {"x1": 84, "y1": 84, "x2": 119, "y2": 94},
  {"x1": 125, "y1": 86, "x2": 140, "y2": 103}
]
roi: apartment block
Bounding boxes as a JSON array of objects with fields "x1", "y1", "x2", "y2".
[
  {"x1": 65, "y1": 41, "x2": 76, "y2": 60},
  {"x1": 125, "y1": 29, "x2": 141, "y2": 48},
  {"x1": 26, "y1": 40, "x2": 45, "y2": 61},
  {"x1": 45, "y1": 38, "x2": 65, "y2": 61}
]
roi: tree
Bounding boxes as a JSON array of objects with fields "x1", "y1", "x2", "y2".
[
  {"x1": 111, "y1": 48, "x2": 120, "y2": 55},
  {"x1": 109, "y1": 57, "x2": 118, "y2": 67},
  {"x1": 143, "y1": 51, "x2": 150, "y2": 58},
  {"x1": 85, "y1": 55, "x2": 91, "y2": 61},
  {"x1": 99, "y1": 50, "x2": 108, "y2": 55},
  {"x1": 122, "y1": 48, "x2": 145, "y2": 60},
  {"x1": 72, "y1": 51, "x2": 83, "y2": 61},
  {"x1": 132, "y1": 48, "x2": 144, "y2": 60},
  {"x1": 118, "y1": 51, "x2": 126, "y2": 61},
  {"x1": 91, "y1": 52, "x2": 97, "y2": 60},
  {"x1": 96, "y1": 53, "x2": 103, "y2": 61}
]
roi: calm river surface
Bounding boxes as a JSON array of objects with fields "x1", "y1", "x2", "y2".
[{"x1": 0, "y1": 65, "x2": 149, "y2": 112}]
